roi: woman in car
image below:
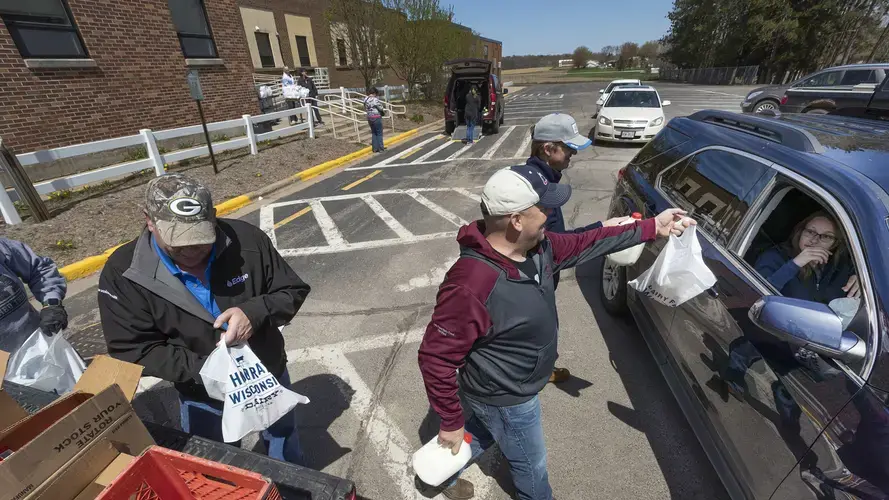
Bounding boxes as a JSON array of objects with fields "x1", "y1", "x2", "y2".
[{"x1": 754, "y1": 210, "x2": 860, "y2": 303}]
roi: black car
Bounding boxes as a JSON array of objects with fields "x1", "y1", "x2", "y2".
[
  {"x1": 832, "y1": 74, "x2": 889, "y2": 121},
  {"x1": 443, "y1": 58, "x2": 506, "y2": 136},
  {"x1": 740, "y1": 85, "x2": 788, "y2": 114},
  {"x1": 779, "y1": 63, "x2": 888, "y2": 114},
  {"x1": 601, "y1": 110, "x2": 889, "y2": 499}
]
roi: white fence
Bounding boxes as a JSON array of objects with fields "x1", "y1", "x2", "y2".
[{"x1": 0, "y1": 106, "x2": 315, "y2": 225}]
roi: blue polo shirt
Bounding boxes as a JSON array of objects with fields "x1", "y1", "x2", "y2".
[{"x1": 151, "y1": 236, "x2": 223, "y2": 322}]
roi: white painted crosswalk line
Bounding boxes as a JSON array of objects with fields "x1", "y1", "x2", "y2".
[
  {"x1": 373, "y1": 135, "x2": 442, "y2": 167},
  {"x1": 446, "y1": 141, "x2": 474, "y2": 160},
  {"x1": 481, "y1": 126, "x2": 517, "y2": 159},
  {"x1": 307, "y1": 199, "x2": 346, "y2": 246},
  {"x1": 452, "y1": 187, "x2": 481, "y2": 203},
  {"x1": 406, "y1": 190, "x2": 467, "y2": 227},
  {"x1": 412, "y1": 139, "x2": 455, "y2": 163},
  {"x1": 360, "y1": 195, "x2": 413, "y2": 239},
  {"x1": 514, "y1": 128, "x2": 533, "y2": 158}
]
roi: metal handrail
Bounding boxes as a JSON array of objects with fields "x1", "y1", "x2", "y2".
[{"x1": 309, "y1": 98, "x2": 363, "y2": 143}]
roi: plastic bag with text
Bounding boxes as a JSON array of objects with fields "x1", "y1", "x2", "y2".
[
  {"x1": 199, "y1": 338, "x2": 309, "y2": 443},
  {"x1": 629, "y1": 225, "x2": 717, "y2": 307},
  {"x1": 5, "y1": 329, "x2": 86, "y2": 394}
]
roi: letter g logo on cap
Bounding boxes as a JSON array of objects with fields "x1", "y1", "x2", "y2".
[{"x1": 169, "y1": 198, "x2": 203, "y2": 216}]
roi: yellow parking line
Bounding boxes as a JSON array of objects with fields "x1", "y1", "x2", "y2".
[
  {"x1": 342, "y1": 169, "x2": 382, "y2": 191},
  {"x1": 398, "y1": 148, "x2": 422, "y2": 159},
  {"x1": 274, "y1": 206, "x2": 312, "y2": 229}
]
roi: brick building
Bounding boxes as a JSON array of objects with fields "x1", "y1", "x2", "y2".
[
  {"x1": 0, "y1": 0, "x2": 259, "y2": 153},
  {"x1": 479, "y1": 36, "x2": 503, "y2": 80}
]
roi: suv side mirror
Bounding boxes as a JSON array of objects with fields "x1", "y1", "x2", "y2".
[
  {"x1": 599, "y1": 89, "x2": 604, "y2": 94},
  {"x1": 662, "y1": 100, "x2": 671, "y2": 106},
  {"x1": 596, "y1": 98, "x2": 604, "y2": 106},
  {"x1": 749, "y1": 296, "x2": 866, "y2": 363}
]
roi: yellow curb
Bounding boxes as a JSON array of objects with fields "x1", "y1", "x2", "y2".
[{"x1": 58, "y1": 127, "x2": 423, "y2": 281}]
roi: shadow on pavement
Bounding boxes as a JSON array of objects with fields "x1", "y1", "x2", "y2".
[
  {"x1": 575, "y1": 257, "x2": 729, "y2": 500},
  {"x1": 290, "y1": 373, "x2": 355, "y2": 471},
  {"x1": 551, "y1": 374, "x2": 593, "y2": 397}
]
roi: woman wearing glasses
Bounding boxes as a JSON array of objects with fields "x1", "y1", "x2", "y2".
[{"x1": 755, "y1": 210, "x2": 860, "y2": 302}]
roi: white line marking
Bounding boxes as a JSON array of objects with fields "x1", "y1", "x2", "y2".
[
  {"x1": 407, "y1": 190, "x2": 468, "y2": 227},
  {"x1": 514, "y1": 129, "x2": 533, "y2": 158},
  {"x1": 505, "y1": 104, "x2": 564, "y2": 110},
  {"x1": 505, "y1": 115, "x2": 564, "y2": 120},
  {"x1": 452, "y1": 187, "x2": 481, "y2": 202},
  {"x1": 481, "y1": 126, "x2": 517, "y2": 159},
  {"x1": 279, "y1": 232, "x2": 457, "y2": 256},
  {"x1": 693, "y1": 89, "x2": 747, "y2": 98},
  {"x1": 559, "y1": 94, "x2": 564, "y2": 98},
  {"x1": 373, "y1": 135, "x2": 442, "y2": 167},
  {"x1": 307, "y1": 199, "x2": 346, "y2": 246},
  {"x1": 413, "y1": 139, "x2": 455, "y2": 163},
  {"x1": 395, "y1": 258, "x2": 457, "y2": 292},
  {"x1": 446, "y1": 142, "x2": 474, "y2": 160},
  {"x1": 347, "y1": 157, "x2": 527, "y2": 170},
  {"x1": 361, "y1": 194, "x2": 413, "y2": 239},
  {"x1": 268, "y1": 187, "x2": 482, "y2": 207},
  {"x1": 259, "y1": 204, "x2": 277, "y2": 248}
]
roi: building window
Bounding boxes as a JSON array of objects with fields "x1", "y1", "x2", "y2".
[
  {"x1": 0, "y1": 0, "x2": 88, "y2": 59},
  {"x1": 167, "y1": 0, "x2": 218, "y2": 59},
  {"x1": 337, "y1": 38, "x2": 347, "y2": 66},
  {"x1": 254, "y1": 32, "x2": 274, "y2": 68},
  {"x1": 294, "y1": 35, "x2": 311, "y2": 67},
  {"x1": 483, "y1": 45, "x2": 488, "y2": 58}
]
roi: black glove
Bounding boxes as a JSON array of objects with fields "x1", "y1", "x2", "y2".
[{"x1": 39, "y1": 305, "x2": 68, "y2": 335}]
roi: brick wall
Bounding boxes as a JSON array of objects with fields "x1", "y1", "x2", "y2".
[{"x1": 0, "y1": 0, "x2": 259, "y2": 153}]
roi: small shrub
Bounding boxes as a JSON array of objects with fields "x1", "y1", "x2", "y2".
[
  {"x1": 212, "y1": 134, "x2": 230, "y2": 142},
  {"x1": 410, "y1": 113, "x2": 425, "y2": 123},
  {"x1": 124, "y1": 146, "x2": 148, "y2": 162},
  {"x1": 157, "y1": 146, "x2": 170, "y2": 155},
  {"x1": 179, "y1": 158, "x2": 191, "y2": 167},
  {"x1": 48, "y1": 190, "x2": 72, "y2": 201},
  {"x1": 13, "y1": 201, "x2": 27, "y2": 214},
  {"x1": 176, "y1": 140, "x2": 195, "y2": 150},
  {"x1": 55, "y1": 239, "x2": 76, "y2": 250}
]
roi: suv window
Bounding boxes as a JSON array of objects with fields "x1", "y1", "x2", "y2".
[
  {"x1": 795, "y1": 70, "x2": 843, "y2": 88},
  {"x1": 661, "y1": 150, "x2": 773, "y2": 244},
  {"x1": 841, "y1": 69, "x2": 878, "y2": 86}
]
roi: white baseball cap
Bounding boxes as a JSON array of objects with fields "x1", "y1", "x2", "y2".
[
  {"x1": 532, "y1": 113, "x2": 592, "y2": 150},
  {"x1": 481, "y1": 166, "x2": 572, "y2": 216}
]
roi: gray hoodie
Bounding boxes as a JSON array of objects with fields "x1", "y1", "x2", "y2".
[{"x1": 0, "y1": 238, "x2": 66, "y2": 351}]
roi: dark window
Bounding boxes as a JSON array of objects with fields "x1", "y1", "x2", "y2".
[
  {"x1": 0, "y1": 0, "x2": 88, "y2": 58},
  {"x1": 483, "y1": 45, "x2": 489, "y2": 58},
  {"x1": 662, "y1": 150, "x2": 774, "y2": 245},
  {"x1": 167, "y1": 0, "x2": 217, "y2": 59},
  {"x1": 254, "y1": 32, "x2": 274, "y2": 68},
  {"x1": 336, "y1": 38, "x2": 347, "y2": 66},
  {"x1": 294, "y1": 35, "x2": 310, "y2": 67},
  {"x1": 794, "y1": 70, "x2": 843, "y2": 88},
  {"x1": 840, "y1": 69, "x2": 878, "y2": 86},
  {"x1": 631, "y1": 126, "x2": 692, "y2": 169}
]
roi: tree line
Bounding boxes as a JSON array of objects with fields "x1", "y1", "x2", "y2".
[
  {"x1": 326, "y1": 0, "x2": 481, "y2": 98},
  {"x1": 662, "y1": 0, "x2": 889, "y2": 84},
  {"x1": 573, "y1": 42, "x2": 663, "y2": 69}
]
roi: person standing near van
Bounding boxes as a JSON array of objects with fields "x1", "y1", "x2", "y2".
[
  {"x1": 364, "y1": 87, "x2": 386, "y2": 153},
  {"x1": 463, "y1": 86, "x2": 481, "y2": 144}
]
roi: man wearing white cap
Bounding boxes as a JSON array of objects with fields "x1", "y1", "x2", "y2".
[
  {"x1": 418, "y1": 167, "x2": 693, "y2": 499},
  {"x1": 526, "y1": 113, "x2": 630, "y2": 383}
]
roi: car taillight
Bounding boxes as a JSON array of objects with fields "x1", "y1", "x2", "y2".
[
  {"x1": 780, "y1": 95, "x2": 788, "y2": 105},
  {"x1": 617, "y1": 167, "x2": 627, "y2": 181},
  {"x1": 444, "y1": 93, "x2": 450, "y2": 107}
]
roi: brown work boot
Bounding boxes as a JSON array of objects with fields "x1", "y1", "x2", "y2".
[
  {"x1": 549, "y1": 367, "x2": 571, "y2": 383},
  {"x1": 442, "y1": 478, "x2": 475, "y2": 499}
]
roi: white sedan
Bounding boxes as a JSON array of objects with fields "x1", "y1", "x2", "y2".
[
  {"x1": 593, "y1": 86, "x2": 671, "y2": 143},
  {"x1": 595, "y1": 78, "x2": 642, "y2": 114}
]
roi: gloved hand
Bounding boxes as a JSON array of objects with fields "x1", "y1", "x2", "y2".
[{"x1": 39, "y1": 305, "x2": 68, "y2": 336}]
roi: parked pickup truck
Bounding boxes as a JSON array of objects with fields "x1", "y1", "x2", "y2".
[{"x1": 830, "y1": 74, "x2": 889, "y2": 121}]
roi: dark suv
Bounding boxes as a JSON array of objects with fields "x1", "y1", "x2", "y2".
[
  {"x1": 443, "y1": 58, "x2": 506, "y2": 136},
  {"x1": 778, "y1": 63, "x2": 888, "y2": 114},
  {"x1": 600, "y1": 110, "x2": 889, "y2": 499}
]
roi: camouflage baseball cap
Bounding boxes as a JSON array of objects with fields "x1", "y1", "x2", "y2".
[{"x1": 145, "y1": 174, "x2": 216, "y2": 247}]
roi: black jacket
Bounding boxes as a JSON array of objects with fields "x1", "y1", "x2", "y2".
[
  {"x1": 464, "y1": 91, "x2": 481, "y2": 123},
  {"x1": 298, "y1": 76, "x2": 318, "y2": 98},
  {"x1": 98, "y1": 219, "x2": 310, "y2": 403}
]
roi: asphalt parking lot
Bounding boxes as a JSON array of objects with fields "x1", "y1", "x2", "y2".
[{"x1": 61, "y1": 80, "x2": 751, "y2": 499}]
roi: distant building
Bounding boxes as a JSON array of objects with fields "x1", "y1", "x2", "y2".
[
  {"x1": 558, "y1": 59, "x2": 573, "y2": 68},
  {"x1": 479, "y1": 36, "x2": 503, "y2": 79},
  {"x1": 586, "y1": 60, "x2": 600, "y2": 68}
]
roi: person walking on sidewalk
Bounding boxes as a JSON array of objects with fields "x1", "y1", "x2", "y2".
[
  {"x1": 298, "y1": 68, "x2": 323, "y2": 126},
  {"x1": 0, "y1": 238, "x2": 68, "y2": 352},
  {"x1": 525, "y1": 113, "x2": 631, "y2": 384},
  {"x1": 418, "y1": 166, "x2": 693, "y2": 499},
  {"x1": 97, "y1": 173, "x2": 311, "y2": 465},
  {"x1": 364, "y1": 87, "x2": 386, "y2": 153},
  {"x1": 463, "y1": 85, "x2": 481, "y2": 144}
]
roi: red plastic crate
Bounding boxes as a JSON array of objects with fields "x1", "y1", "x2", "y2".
[{"x1": 96, "y1": 446, "x2": 282, "y2": 500}]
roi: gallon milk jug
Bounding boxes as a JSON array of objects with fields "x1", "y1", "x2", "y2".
[
  {"x1": 606, "y1": 213, "x2": 645, "y2": 266},
  {"x1": 412, "y1": 432, "x2": 473, "y2": 487}
]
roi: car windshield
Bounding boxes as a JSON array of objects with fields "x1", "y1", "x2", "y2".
[
  {"x1": 604, "y1": 82, "x2": 638, "y2": 93},
  {"x1": 606, "y1": 91, "x2": 660, "y2": 108}
]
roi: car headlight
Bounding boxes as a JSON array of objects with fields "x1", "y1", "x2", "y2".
[
  {"x1": 649, "y1": 117, "x2": 664, "y2": 127},
  {"x1": 599, "y1": 116, "x2": 612, "y2": 126},
  {"x1": 746, "y1": 90, "x2": 763, "y2": 100}
]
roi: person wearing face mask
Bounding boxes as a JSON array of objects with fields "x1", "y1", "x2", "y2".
[
  {"x1": 418, "y1": 165, "x2": 693, "y2": 499},
  {"x1": 524, "y1": 113, "x2": 631, "y2": 383},
  {"x1": 97, "y1": 173, "x2": 311, "y2": 464}
]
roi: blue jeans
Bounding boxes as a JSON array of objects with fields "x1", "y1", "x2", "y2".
[
  {"x1": 179, "y1": 369, "x2": 305, "y2": 465},
  {"x1": 458, "y1": 395, "x2": 551, "y2": 500},
  {"x1": 465, "y1": 118, "x2": 476, "y2": 143},
  {"x1": 368, "y1": 116, "x2": 384, "y2": 152}
]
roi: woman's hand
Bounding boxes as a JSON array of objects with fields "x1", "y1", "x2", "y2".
[
  {"x1": 654, "y1": 209, "x2": 695, "y2": 238},
  {"x1": 792, "y1": 247, "x2": 832, "y2": 268},
  {"x1": 843, "y1": 275, "x2": 861, "y2": 298}
]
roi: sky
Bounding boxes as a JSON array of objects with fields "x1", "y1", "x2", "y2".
[{"x1": 446, "y1": 0, "x2": 673, "y2": 56}]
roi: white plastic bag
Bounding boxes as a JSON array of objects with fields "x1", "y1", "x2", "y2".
[
  {"x1": 5, "y1": 329, "x2": 86, "y2": 394},
  {"x1": 199, "y1": 338, "x2": 309, "y2": 443},
  {"x1": 629, "y1": 225, "x2": 717, "y2": 307}
]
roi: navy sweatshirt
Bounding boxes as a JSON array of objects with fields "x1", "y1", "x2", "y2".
[{"x1": 754, "y1": 245, "x2": 854, "y2": 304}]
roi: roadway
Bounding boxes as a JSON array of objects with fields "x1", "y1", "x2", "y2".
[{"x1": 62, "y1": 81, "x2": 754, "y2": 499}]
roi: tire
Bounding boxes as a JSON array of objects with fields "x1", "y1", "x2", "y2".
[
  {"x1": 600, "y1": 258, "x2": 629, "y2": 316},
  {"x1": 753, "y1": 99, "x2": 779, "y2": 114},
  {"x1": 490, "y1": 118, "x2": 501, "y2": 134},
  {"x1": 500, "y1": 113, "x2": 504, "y2": 125},
  {"x1": 445, "y1": 121, "x2": 456, "y2": 136},
  {"x1": 804, "y1": 108, "x2": 829, "y2": 115}
]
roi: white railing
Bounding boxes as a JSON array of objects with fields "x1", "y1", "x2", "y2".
[{"x1": 0, "y1": 106, "x2": 315, "y2": 225}]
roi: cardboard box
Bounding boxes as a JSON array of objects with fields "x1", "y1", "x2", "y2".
[
  {"x1": 0, "y1": 351, "x2": 29, "y2": 431},
  {"x1": 0, "y1": 355, "x2": 147, "y2": 500}
]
